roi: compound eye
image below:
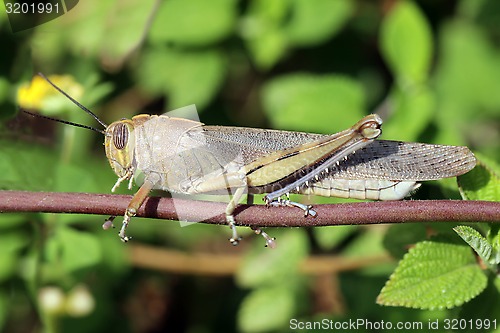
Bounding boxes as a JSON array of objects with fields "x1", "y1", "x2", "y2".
[{"x1": 113, "y1": 123, "x2": 128, "y2": 150}]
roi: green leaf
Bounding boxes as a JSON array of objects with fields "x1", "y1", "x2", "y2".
[
  {"x1": 0, "y1": 77, "x2": 8, "y2": 101},
  {"x1": 240, "y1": 0, "x2": 290, "y2": 70},
  {"x1": 0, "y1": 214, "x2": 28, "y2": 230},
  {"x1": 137, "y1": 48, "x2": 226, "y2": 109},
  {"x1": 0, "y1": 140, "x2": 55, "y2": 191},
  {"x1": 149, "y1": 0, "x2": 236, "y2": 46},
  {"x1": 285, "y1": 0, "x2": 353, "y2": 47},
  {"x1": 0, "y1": 289, "x2": 7, "y2": 331},
  {"x1": 237, "y1": 286, "x2": 295, "y2": 332},
  {"x1": 434, "y1": 22, "x2": 500, "y2": 124},
  {"x1": 454, "y1": 226, "x2": 498, "y2": 265},
  {"x1": 57, "y1": 227, "x2": 102, "y2": 273},
  {"x1": 459, "y1": 277, "x2": 500, "y2": 324},
  {"x1": 54, "y1": 163, "x2": 99, "y2": 193},
  {"x1": 380, "y1": 1, "x2": 433, "y2": 85},
  {"x1": 33, "y1": 0, "x2": 114, "y2": 61},
  {"x1": 343, "y1": 227, "x2": 394, "y2": 276},
  {"x1": 236, "y1": 229, "x2": 308, "y2": 288},
  {"x1": 245, "y1": 27, "x2": 288, "y2": 70},
  {"x1": 313, "y1": 225, "x2": 357, "y2": 251},
  {"x1": 377, "y1": 241, "x2": 487, "y2": 309},
  {"x1": 0, "y1": 232, "x2": 29, "y2": 282},
  {"x1": 244, "y1": 0, "x2": 289, "y2": 24},
  {"x1": 262, "y1": 73, "x2": 365, "y2": 133},
  {"x1": 0, "y1": 3, "x2": 7, "y2": 23},
  {"x1": 488, "y1": 225, "x2": 500, "y2": 266},
  {"x1": 241, "y1": 0, "x2": 353, "y2": 69},
  {"x1": 380, "y1": 85, "x2": 435, "y2": 141},
  {"x1": 383, "y1": 224, "x2": 427, "y2": 259},
  {"x1": 100, "y1": 0, "x2": 158, "y2": 65},
  {"x1": 458, "y1": 153, "x2": 500, "y2": 202},
  {"x1": 99, "y1": 233, "x2": 130, "y2": 275},
  {"x1": 53, "y1": 160, "x2": 107, "y2": 224},
  {"x1": 80, "y1": 73, "x2": 115, "y2": 108}
]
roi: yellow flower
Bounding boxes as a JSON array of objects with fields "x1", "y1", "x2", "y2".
[{"x1": 17, "y1": 75, "x2": 83, "y2": 111}]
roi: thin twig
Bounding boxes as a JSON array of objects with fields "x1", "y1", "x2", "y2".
[
  {"x1": 128, "y1": 244, "x2": 393, "y2": 276},
  {"x1": 0, "y1": 191, "x2": 499, "y2": 227}
]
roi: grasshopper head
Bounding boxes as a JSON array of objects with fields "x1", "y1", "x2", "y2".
[{"x1": 104, "y1": 120, "x2": 135, "y2": 178}]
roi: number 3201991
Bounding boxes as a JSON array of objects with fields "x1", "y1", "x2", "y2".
[{"x1": 5, "y1": 2, "x2": 60, "y2": 14}]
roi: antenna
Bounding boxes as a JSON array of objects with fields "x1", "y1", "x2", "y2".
[
  {"x1": 37, "y1": 72, "x2": 108, "y2": 129},
  {"x1": 21, "y1": 109, "x2": 106, "y2": 134}
]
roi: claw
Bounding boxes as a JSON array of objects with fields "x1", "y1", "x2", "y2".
[
  {"x1": 118, "y1": 214, "x2": 132, "y2": 242},
  {"x1": 119, "y1": 235, "x2": 132, "y2": 242},
  {"x1": 253, "y1": 227, "x2": 277, "y2": 249},
  {"x1": 227, "y1": 215, "x2": 242, "y2": 246},
  {"x1": 262, "y1": 233, "x2": 276, "y2": 249},
  {"x1": 265, "y1": 195, "x2": 316, "y2": 218},
  {"x1": 102, "y1": 216, "x2": 116, "y2": 230},
  {"x1": 304, "y1": 205, "x2": 317, "y2": 217},
  {"x1": 229, "y1": 237, "x2": 242, "y2": 246}
]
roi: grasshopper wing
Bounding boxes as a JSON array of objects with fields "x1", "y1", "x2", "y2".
[{"x1": 327, "y1": 140, "x2": 476, "y2": 181}]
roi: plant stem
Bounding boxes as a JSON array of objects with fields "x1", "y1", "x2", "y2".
[{"x1": 0, "y1": 190, "x2": 499, "y2": 227}]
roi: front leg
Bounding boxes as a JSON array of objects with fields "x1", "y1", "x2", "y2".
[{"x1": 118, "y1": 174, "x2": 160, "y2": 242}]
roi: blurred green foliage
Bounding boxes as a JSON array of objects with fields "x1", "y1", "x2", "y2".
[{"x1": 0, "y1": 0, "x2": 499, "y2": 332}]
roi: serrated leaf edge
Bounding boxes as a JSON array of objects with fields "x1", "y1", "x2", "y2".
[
  {"x1": 454, "y1": 225, "x2": 498, "y2": 265},
  {"x1": 377, "y1": 241, "x2": 487, "y2": 309}
]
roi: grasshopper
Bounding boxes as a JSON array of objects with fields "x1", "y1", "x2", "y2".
[{"x1": 25, "y1": 74, "x2": 476, "y2": 247}]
